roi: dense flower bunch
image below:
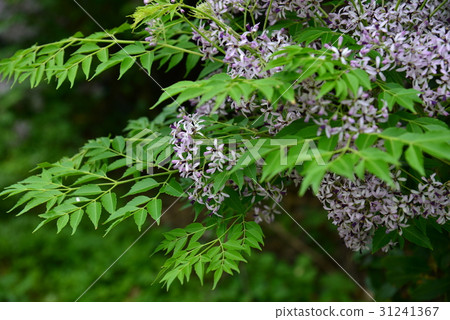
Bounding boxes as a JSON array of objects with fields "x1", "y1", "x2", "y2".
[
  {"x1": 143, "y1": 0, "x2": 450, "y2": 252},
  {"x1": 329, "y1": 0, "x2": 450, "y2": 117},
  {"x1": 318, "y1": 172, "x2": 449, "y2": 252},
  {"x1": 170, "y1": 110, "x2": 288, "y2": 217},
  {"x1": 170, "y1": 110, "x2": 231, "y2": 214},
  {"x1": 183, "y1": 3, "x2": 392, "y2": 141},
  {"x1": 193, "y1": 23, "x2": 291, "y2": 78}
]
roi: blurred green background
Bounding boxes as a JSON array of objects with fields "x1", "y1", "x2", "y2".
[{"x1": 0, "y1": 0, "x2": 448, "y2": 302}]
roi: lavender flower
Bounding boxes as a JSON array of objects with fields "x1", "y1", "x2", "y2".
[
  {"x1": 318, "y1": 171, "x2": 449, "y2": 252},
  {"x1": 329, "y1": 0, "x2": 450, "y2": 116}
]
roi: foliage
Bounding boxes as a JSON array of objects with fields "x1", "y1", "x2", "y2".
[
  {"x1": 1, "y1": 0, "x2": 449, "y2": 296},
  {"x1": 0, "y1": 211, "x2": 359, "y2": 301}
]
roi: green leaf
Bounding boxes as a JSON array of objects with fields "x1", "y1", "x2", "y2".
[
  {"x1": 405, "y1": 145, "x2": 425, "y2": 175},
  {"x1": 57, "y1": 214, "x2": 69, "y2": 233},
  {"x1": 212, "y1": 268, "x2": 223, "y2": 289},
  {"x1": 70, "y1": 209, "x2": 84, "y2": 235},
  {"x1": 355, "y1": 134, "x2": 377, "y2": 150},
  {"x1": 223, "y1": 240, "x2": 243, "y2": 251},
  {"x1": 81, "y1": 56, "x2": 93, "y2": 79},
  {"x1": 140, "y1": 52, "x2": 154, "y2": 75},
  {"x1": 213, "y1": 171, "x2": 229, "y2": 193},
  {"x1": 343, "y1": 73, "x2": 359, "y2": 96},
  {"x1": 126, "y1": 195, "x2": 151, "y2": 207},
  {"x1": 419, "y1": 142, "x2": 450, "y2": 161},
  {"x1": 245, "y1": 237, "x2": 262, "y2": 250},
  {"x1": 243, "y1": 163, "x2": 257, "y2": 181},
  {"x1": 167, "y1": 53, "x2": 183, "y2": 71},
  {"x1": 185, "y1": 53, "x2": 201, "y2": 76},
  {"x1": 97, "y1": 48, "x2": 109, "y2": 63},
  {"x1": 329, "y1": 154, "x2": 357, "y2": 179},
  {"x1": 231, "y1": 170, "x2": 244, "y2": 190},
  {"x1": 56, "y1": 70, "x2": 68, "y2": 89},
  {"x1": 194, "y1": 261, "x2": 204, "y2": 285},
  {"x1": 74, "y1": 43, "x2": 101, "y2": 54},
  {"x1": 38, "y1": 44, "x2": 60, "y2": 55},
  {"x1": 121, "y1": 42, "x2": 146, "y2": 55},
  {"x1": 317, "y1": 81, "x2": 335, "y2": 98},
  {"x1": 101, "y1": 192, "x2": 117, "y2": 214},
  {"x1": 384, "y1": 139, "x2": 403, "y2": 161},
  {"x1": 372, "y1": 227, "x2": 394, "y2": 253},
  {"x1": 364, "y1": 158, "x2": 394, "y2": 187},
  {"x1": 355, "y1": 160, "x2": 365, "y2": 179},
  {"x1": 147, "y1": 198, "x2": 162, "y2": 225},
  {"x1": 380, "y1": 91, "x2": 395, "y2": 110},
  {"x1": 134, "y1": 208, "x2": 147, "y2": 231},
  {"x1": 105, "y1": 205, "x2": 137, "y2": 223},
  {"x1": 86, "y1": 201, "x2": 102, "y2": 229},
  {"x1": 112, "y1": 136, "x2": 126, "y2": 153},
  {"x1": 118, "y1": 57, "x2": 135, "y2": 79},
  {"x1": 124, "y1": 178, "x2": 159, "y2": 197},
  {"x1": 67, "y1": 65, "x2": 78, "y2": 88},
  {"x1": 381, "y1": 84, "x2": 422, "y2": 113},
  {"x1": 360, "y1": 148, "x2": 398, "y2": 164},
  {"x1": 94, "y1": 58, "x2": 121, "y2": 77},
  {"x1": 73, "y1": 184, "x2": 103, "y2": 196},
  {"x1": 15, "y1": 191, "x2": 61, "y2": 216},
  {"x1": 299, "y1": 163, "x2": 327, "y2": 196},
  {"x1": 403, "y1": 225, "x2": 433, "y2": 250},
  {"x1": 198, "y1": 60, "x2": 223, "y2": 79},
  {"x1": 391, "y1": 88, "x2": 421, "y2": 112},
  {"x1": 161, "y1": 178, "x2": 184, "y2": 197},
  {"x1": 246, "y1": 221, "x2": 264, "y2": 244},
  {"x1": 55, "y1": 50, "x2": 65, "y2": 66},
  {"x1": 350, "y1": 69, "x2": 371, "y2": 90},
  {"x1": 224, "y1": 250, "x2": 246, "y2": 262}
]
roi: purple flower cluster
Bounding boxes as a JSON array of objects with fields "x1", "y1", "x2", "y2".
[
  {"x1": 193, "y1": 22, "x2": 291, "y2": 78},
  {"x1": 204, "y1": 0, "x2": 247, "y2": 16},
  {"x1": 318, "y1": 172, "x2": 449, "y2": 252},
  {"x1": 144, "y1": 19, "x2": 161, "y2": 46},
  {"x1": 170, "y1": 111, "x2": 289, "y2": 217},
  {"x1": 329, "y1": 0, "x2": 450, "y2": 116},
  {"x1": 203, "y1": 0, "x2": 324, "y2": 26},
  {"x1": 170, "y1": 111, "x2": 231, "y2": 215},
  {"x1": 315, "y1": 87, "x2": 389, "y2": 140},
  {"x1": 409, "y1": 174, "x2": 450, "y2": 225},
  {"x1": 170, "y1": 111, "x2": 204, "y2": 180},
  {"x1": 260, "y1": 0, "x2": 324, "y2": 26},
  {"x1": 239, "y1": 175, "x2": 287, "y2": 223},
  {"x1": 260, "y1": 78, "x2": 388, "y2": 139},
  {"x1": 144, "y1": 0, "x2": 449, "y2": 238}
]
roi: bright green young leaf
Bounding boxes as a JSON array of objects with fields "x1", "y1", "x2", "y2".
[
  {"x1": 147, "y1": 198, "x2": 162, "y2": 225},
  {"x1": 405, "y1": 145, "x2": 425, "y2": 175},
  {"x1": 161, "y1": 179, "x2": 184, "y2": 197},
  {"x1": 70, "y1": 209, "x2": 84, "y2": 235},
  {"x1": 134, "y1": 208, "x2": 148, "y2": 231},
  {"x1": 101, "y1": 192, "x2": 117, "y2": 214},
  {"x1": 86, "y1": 201, "x2": 102, "y2": 229},
  {"x1": 57, "y1": 214, "x2": 69, "y2": 234},
  {"x1": 124, "y1": 178, "x2": 159, "y2": 197}
]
